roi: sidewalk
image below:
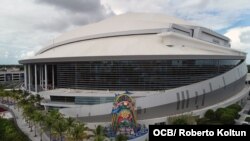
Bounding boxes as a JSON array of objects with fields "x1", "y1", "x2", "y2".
[
  {"x1": 0, "y1": 102, "x2": 50, "y2": 141},
  {"x1": 235, "y1": 99, "x2": 250, "y2": 125}
]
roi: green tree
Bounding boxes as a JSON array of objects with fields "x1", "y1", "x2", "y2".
[
  {"x1": 66, "y1": 117, "x2": 75, "y2": 127},
  {"x1": 44, "y1": 110, "x2": 61, "y2": 141},
  {"x1": 215, "y1": 108, "x2": 225, "y2": 120},
  {"x1": 220, "y1": 112, "x2": 235, "y2": 124},
  {"x1": 44, "y1": 115, "x2": 53, "y2": 141},
  {"x1": 5, "y1": 91, "x2": 10, "y2": 106},
  {"x1": 93, "y1": 125, "x2": 106, "y2": 141},
  {"x1": 32, "y1": 110, "x2": 44, "y2": 137},
  {"x1": 52, "y1": 117, "x2": 67, "y2": 141},
  {"x1": 204, "y1": 109, "x2": 216, "y2": 120},
  {"x1": 22, "y1": 104, "x2": 35, "y2": 130},
  {"x1": 0, "y1": 90, "x2": 5, "y2": 102},
  {"x1": 67, "y1": 122, "x2": 88, "y2": 141},
  {"x1": 227, "y1": 104, "x2": 242, "y2": 112}
]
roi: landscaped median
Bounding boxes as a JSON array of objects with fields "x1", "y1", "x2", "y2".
[{"x1": 0, "y1": 115, "x2": 30, "y2": 141}]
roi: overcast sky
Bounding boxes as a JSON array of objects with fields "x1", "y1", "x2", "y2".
[{"x1": 0, "y1": 0, "x2": 250, "y2": 64}]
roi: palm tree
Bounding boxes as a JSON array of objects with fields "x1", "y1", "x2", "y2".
[
  {"x1": 66, "y1": 117, "x2": 75, "y2": 127},
  {"x1": 33, "y1": 110, "x2": 44, "y2": 137},
  {"x1": 17, "y1": 98, "x2": 29, "y2": 110},
  {"x1": 29, "y1": 95, "x2": 36, "y2": 104},
  {"x1": 67, "y1": 122, "x2": 88, "y2": 141},
  {"x1": 0, "y1": 90, "x2": 5, "y2": 102},
  {"x1": 45, "y1": 110, "x2": 61, "y2": 141},
  {"x1": 5, "y1": 91, "x2": 10, "y2": 106},
  {"x1": 39, "y1": 125, "x2": 46, "y2": 141},
  {"x1": 34, "y1": 94, "x2": 43, "y2": 109},
  {"x1": 15, "y1": 94, "x2": 21, "y2": 111},
  {"x1": 93, "y1": 125, "x2": 106, "y2": 141},
  {"x1": 52, "y1": 116, "x2": 67, "y2": 141},
  {"x1": 44, "y1": 114, "x2": 54, "y2": 141},
  {"x1": 22, "y1": 104, "x2": 35, "y2": 131},
  {"x1": 12, "y1": 92, "x2": 20, "y2": 109}
]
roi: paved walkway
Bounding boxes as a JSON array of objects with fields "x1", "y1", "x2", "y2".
[
  {"x1": 236, "y1": 98, "x2": 250, "y2": 125},
  {"x1": 0, "y1": 102, "x2": 50, "y2": 141}
]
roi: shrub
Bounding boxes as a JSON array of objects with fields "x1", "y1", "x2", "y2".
[
  {"x1": 0, "y1": 118, "x2": 30, "y2": 141},
  {"x1": 172, "y1": 118, "x2": 188, "y2": 125},
  {"x1": 220, "y1": 112, "x2": 235, "y2": 125},
  {"x1": 196, "y1": 118, "x2": 210, "y2": 125},
  {"x1": 115, "y1": 134, "x2": 128, "y2": 141},
  {"x1": 227, "y1": 104, "x2": 242, "y2": 112},
  {"x1": 236, "y1": 114, "x2": 241, "y2": 119},
  {"x1": 168, "y1": 114, "x2": 196, "y2": 125},
  {"x1": 204, "y1": 109, "x2": 216, "y2": 120},
  {"x1": 247, "y1": 110, "x2": 250, "y2": 115},
  {"x1": 245, "y1": 117, "x2": 250, "y2": 122},
  {"x1": 215, "y1": 108, "x2": 225, "y2": 120}
]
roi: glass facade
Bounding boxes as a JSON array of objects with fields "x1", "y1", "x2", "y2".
[
  {"x1": 75, "y1": 96, "x2": 114, "y2": 105},
  {"x1": 50, "y1": 96, "x2": 114, "y2": 105},
  {"x1": 56, "y1": 59, "x2": 242, "y2": 91}
]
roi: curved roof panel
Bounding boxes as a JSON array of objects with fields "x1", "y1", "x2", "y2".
[
  {"x1": 54, "y1": 13, "x2": 193, "y2": 44},
  {"x1": 19, "y1": 13, "x2": 246, "y2": 64}
]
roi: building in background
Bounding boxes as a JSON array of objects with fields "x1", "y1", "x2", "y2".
[
  {"x1": 19, "y1": 13, "x2": 249, "y2": 126},
  {"x1": 0, "y1": 65, "x2": 24, "y2": 88}
]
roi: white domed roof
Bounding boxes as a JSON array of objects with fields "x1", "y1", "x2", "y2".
[
  {"x1": 54, "y1": 13, "x2": 193, "y2": 44},
  {"x1": 19, "y1": 13, "x2": 245, "y2": 64}
]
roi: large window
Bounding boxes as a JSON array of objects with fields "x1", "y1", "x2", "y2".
[{"x1": 56, "y1": 59, "x2": 242, "y2": 91}]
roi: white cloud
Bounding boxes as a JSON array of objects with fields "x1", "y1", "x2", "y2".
[
  {"x1": 1, "y1": 0, "x2": 250, "y2": 64},
  {"x1": 102, "y1": 0, "x2": 250, "y2": 30},
  {"x1": 20, "y1": 51, "x2": 36, "y2": 59},
  {"x1": 0, "y1": 0, "x2": 113, "y2": 64},
  {"x1": 224, "y1": 26, "x2": 250, "y2": 64},
  {"x1": 224, "y1": 26, "x2": 250, "y2": 51}
]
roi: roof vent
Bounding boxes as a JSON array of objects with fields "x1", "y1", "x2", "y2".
[{"x1": 166, "y1": 45, "x2": 174, "y2": 47}]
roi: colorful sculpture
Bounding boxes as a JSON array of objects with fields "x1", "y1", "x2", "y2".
[{"x1": 111, "y1": 94, "x2": 137, "y2": 135}]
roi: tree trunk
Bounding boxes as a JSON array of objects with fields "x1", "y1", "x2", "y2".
[
  {"x1": 28, "y1": 121, "x2": 31, "y2": 128},
  {"x1": 34, "y1": 124, "x2": 37, "y2": 137},
  {"x1": 40, "y1": 129, "x2": 43, "y2": 141},
  {"x1": 30, "y1": 122, "x2": 33, "y2": 132},
  {"x1": 60, "y1": 133, "x2": 63, "y2": 141},
  {"x1": 49, "y1": 129, "x2": 51, "y2": 141}
]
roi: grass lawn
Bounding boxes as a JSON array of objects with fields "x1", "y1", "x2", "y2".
[{"x1": 0, "y1": 118, "x2": 30, "y2": 141}]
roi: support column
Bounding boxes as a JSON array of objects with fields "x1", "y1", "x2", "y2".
[
  {"x1": 28, "y1": 64, "x2": 31, "y2": 92},
  {"x1": 24, "y1": 65, "x2": 27, "y2": 89},
  {"x1": 52, "y1": 65, "x2": 54, "y2": 89},
  {"x1": 39, "y1": 65, "x2": 41, "y2": 88},
  {"x1": 45, "y1": 64, "x2": 48, "y2": 90},
  {"x1": 41, "y1": 65, "x2": 44, "y2": 89},
  {"x1": 35, "y1": 64, "x2": 38, "y2": 93}
]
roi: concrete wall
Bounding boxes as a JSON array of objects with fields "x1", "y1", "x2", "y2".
[
  {"x1": 60, "y1": 61, "x2": 247, "y2": 122},
  {"x1": 74, "y1": 75, "x2": 246, "y2": 123}
]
